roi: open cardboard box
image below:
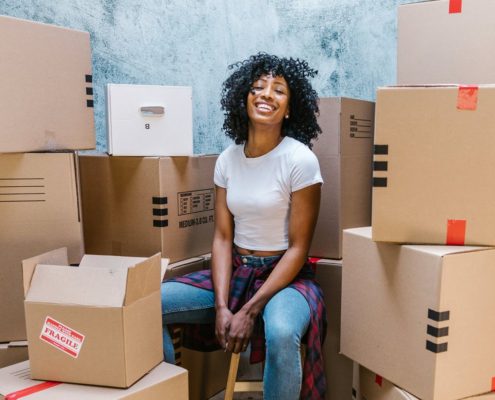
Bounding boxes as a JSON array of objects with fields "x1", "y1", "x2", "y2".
[{"x1": 23, "y1": 248, "x2": 167, "y2": 388}]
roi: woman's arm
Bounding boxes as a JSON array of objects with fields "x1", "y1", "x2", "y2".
[
  {"x1": 211, "y1": 185, "x2": 235, "y2": 348},
  {"x1": 226, "y1": 183, "x2": 321, "y2": 353}
]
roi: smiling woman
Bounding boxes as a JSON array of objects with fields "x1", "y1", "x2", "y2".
[{"x1": 161, "y1": 53, "x2": 327, "y2": 400}]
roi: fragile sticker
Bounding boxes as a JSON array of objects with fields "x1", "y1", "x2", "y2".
[
  {"x1": 40, "y1": 316, "x2": 85, "y2": 358},
  {"x1": 457, "y1": 86, "x2": 478, "y2": 110}
]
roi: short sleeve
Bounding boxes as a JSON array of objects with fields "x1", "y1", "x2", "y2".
[
  {"x1": 290, "y1": 147, "x2": 323, "y2": 192},
  {"x1": 214, "y1": 151, "x2": 227, "y2": 188}
]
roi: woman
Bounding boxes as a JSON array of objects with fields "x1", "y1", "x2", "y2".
[{"x1": 162, "y1": 53, "x2": 326, "y2": 400}]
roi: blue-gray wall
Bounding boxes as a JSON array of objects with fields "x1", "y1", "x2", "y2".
[{"x1": 1, "y1": 0, "x2": 412, "y2": 153}]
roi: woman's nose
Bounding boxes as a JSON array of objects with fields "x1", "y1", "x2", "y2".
[{"x1": 260, "y1": 85, "x2": 274, "y2": 99}]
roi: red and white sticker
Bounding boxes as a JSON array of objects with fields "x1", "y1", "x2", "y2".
[{"x1": 40, "y1": 317, "x2": 85, "y2": 358}]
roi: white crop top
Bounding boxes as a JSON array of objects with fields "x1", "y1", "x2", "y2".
[{"x1": 214, "y1": 136, "x2": 323, "y2": 251}]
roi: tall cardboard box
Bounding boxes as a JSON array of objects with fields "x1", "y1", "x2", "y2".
[
  {"x1": 398, "y1": 0, "x2": 495, "y2": 85},
  {"x1": 0, "y1": 361, "x2": 188, "y2": 399},
  {"x1": 0, "y1": 15, "x2": 95, "y2": 153},
  {"x1": 106, "y1": 84, "x2": 193, "y2": 156},
  {"x1": 341, "y1": 227, "x2": 495, "y2": 400},
  {"x1": 23, "y1": 249, "x2": 164, "y2": 388},
  {"x1": 0, "y1": 342, "x2": 28, "y2": 369},
  {"x1": 79, "y1": 154, "x2": 217, "y2": 262},
  {"x1": 372, "y1": 85, "x2": 495, "y2": 246},
  {"x1": 0, "y1": 152, "x2": 83, "y2": 341},
  {"x1": 314, "y1": 259, "x2": 353, "y2": 400},
  {"x1": 311, "y1": 97, "x2": 374, "y2": 259},
  {"x1": 360, "y1": 366, "x2": 495, "y2": 400}
]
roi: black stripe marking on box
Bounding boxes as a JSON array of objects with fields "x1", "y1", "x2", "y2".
[
  {"x1": 86, "y1": 87, "x2": 93, "y2": 95},
  {"x1": 373, "y1": 161, "x2": 388, "y2": 171},
  {"x1": 153, "y1": 208, "x2": 168, "y2": 216},
  {"x1": 374, "y1": 144, "x2": 388, "y2": 155},
  {"x1": 85, "y1": 74, "x2": 93, "y2": 83},
  {"x1": 87, "y1": 99, "x2": 94, "y2": 108},
  {"x1": 427, "y1": 325, "x2": 449, "y2": 338},
  {"x1": 373, "y1": 177, "x2": 387, "y2": 187},
  {"x1": 153, "y1": 220, "x2": 168, "y2": 228},
  {"x1": 152, "y1": 196, "x2": 168, "y2": 205},
  {"x1": 426, "y1": 340, "x2": 448, "y2": 353},
  {"x1": 428, "y1": 309, "x2": 450, "y2": 322}
]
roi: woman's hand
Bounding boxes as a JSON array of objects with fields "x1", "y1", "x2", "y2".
[
  {"x1": 225, "y1": 308, "x2": 256, "y2": 353},
  {"x1": 215, "y1": 306, "x2": 233, "y2": 349}
]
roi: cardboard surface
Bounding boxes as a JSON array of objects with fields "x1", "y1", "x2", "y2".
[
  {"x1": 315, "y1": 258, "x2": 354, "y2": 400},
  {"x1": 0, "y1": 343, "x2": 28, "y2": 369},
  {"x1": 79, "y1": 154, "x2": 217, "y2": 262},
  {"x1": 24, "y1": 250, "x2": 163, "y2": 388},
  {"x1": 164, "y1": 253, "x2": 211, "y2": 280},
  {"x1": 342, "y1": 227, "x2": 495, "y2": 400},
  {"x1": 311, "y1": 97, "x2": 374, "y2": 259},
  {"x1": 107, "y1": 84, "x2": 193, "y2": 156},
  {"x1": 360, "y1": 366, "x2": 495, "y2": 400},
  {"x1": 0, "y1": 15, "x2": 94, "y2": 153},
  {"x1": 398, "y1": 0, "x2": 495, "y2": 85},
  {"x1": 0, "y1": 153, "x2": 83, "y2": 341},
  {"x1": 0, "y1": 361, "x2": 188, "y2": 399},
  {"x1": 372, "y1": 85, "x2": 495, "y2": 246}
]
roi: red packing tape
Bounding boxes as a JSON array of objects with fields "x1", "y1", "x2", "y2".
[
  {"x1": 449, "y1": 0, "x2": 462, "y2": 13},
  {"x1": 446, "y1": 219, "x2": 467, "y2": 245},
  {"x1": 457, "y1": 86, "x2": 478, "y2": 110},
  {"x1": 6, "y1": 381, "x2": 61, "y2": 399},
  {"x1": 375, "y1": 374, "x2": 383, "y2": 387},
  {"x1": 491, "y1": 376, "x2": 495, "y2": 391},
  {"x1": 308, "y1": 257, "x2": 322, "y2": 264}
]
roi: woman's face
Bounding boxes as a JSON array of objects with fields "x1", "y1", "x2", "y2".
[{"x1": 246, "y1": 74, "x2": 290, "y2": 129}]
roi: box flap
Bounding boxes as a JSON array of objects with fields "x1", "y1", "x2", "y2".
[
  {"x1": 124, "y1": 253, "x2": 161, "y2": 306},
  {"x1": 22, "y1": 248, "x2": 68, "y2": 297},
  {"x1": 80, "y1": 253, "x2": 168, "y2": 283},
  {"x1": 26, "y1": 264, "x2": 128, "y2": 307}
]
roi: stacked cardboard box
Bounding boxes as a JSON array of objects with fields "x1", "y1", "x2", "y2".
[
  {"x1": 342, "y1": 1, "x2": 495, "y2": 399},
  {"x1": 360, "y1": 366, "x2": 495, "y2": 400},
  {"x1": 311, "y1": 97, "x2": 374, "y2": 260},
  {"x1": 0, "y1": 361, "x2": 188, "y2": 399},
  {"x1": 79, "y1": 154, "x2": 217, "y2": 263},
  {"x1": 0, "y1": 15, "x2": 93, "y2": 346}
]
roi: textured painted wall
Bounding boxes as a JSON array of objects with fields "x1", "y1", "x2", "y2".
[{"x1": 1, "y1": 0, "x2": 413, "y2": 153}]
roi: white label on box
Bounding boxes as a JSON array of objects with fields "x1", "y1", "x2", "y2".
[{"x1": 39, "y1": 316, "x2": 85, "y2": 358}]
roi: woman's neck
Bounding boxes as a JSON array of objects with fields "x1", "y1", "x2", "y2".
[{"x1": 245, "y1": 127, "x2": 283, "y2": 158}]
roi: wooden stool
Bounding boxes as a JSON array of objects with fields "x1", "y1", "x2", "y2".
[{"x1": 224, "y1": 347, "x2": 306, "y2": 400}]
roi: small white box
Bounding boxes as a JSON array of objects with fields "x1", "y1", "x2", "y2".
[{"x1": 106, "y1": 84, "x2": 193, "y2": 156}]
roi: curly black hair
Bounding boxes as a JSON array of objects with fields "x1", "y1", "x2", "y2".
[{"x1": 220, "y1": 52, "x2": 321, "y2": 148}]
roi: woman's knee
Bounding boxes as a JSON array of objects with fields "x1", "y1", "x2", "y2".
[{"x1": 265, "y1": 319, "x2": 302, "y2": 351}]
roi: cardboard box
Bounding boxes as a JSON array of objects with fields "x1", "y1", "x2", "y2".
[
  {"x1": 0, "y1": 152, "x2": 83, "y2": 341},
  {"x1": 398, "y1": 0, "x2": 495, "y2": 85},
  {"x1": 0, "y1": 361, "x2": 188, "y2": 399},
  {"x1": 372, "y1": 85, "x2": 495, "y2": 246},
  {"x1": 79, "y1": 154, "x2": 217, "y2": 262},
  {"x1": 181, "y1": 349, "x2": 231, "y2": 400},
  {"x1": 311, "y1": 97, "x2": 374, "y2": 259},
  {"x1": 314, "y1": 258, "x2": 353, "y2": 400},
  {"x1": 23, "y1": 248, "x2": 165, "y2": 388},
  {"x1": 341, "y1": 227, "x2": 495, "y2": 400},
  {"x1": 0, "y1": 342, "x2": 28, "y2": 369},
  {"x1": 0, "y1": 15, "x2": 95, "y2": 153},
  {"x1": 360, "y1": 366, "x2": 495, "y2": 400},
  {"x1": 165, "y1": 253, "x2": 211, "y2": 280},
  {"x1": 106, "y1": 84, "x2": 193, "y2": 156}
]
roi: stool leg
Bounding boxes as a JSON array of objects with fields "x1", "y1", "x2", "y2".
[{"x1": 224, "y1": 352, "x2": 241, "y2": 400}]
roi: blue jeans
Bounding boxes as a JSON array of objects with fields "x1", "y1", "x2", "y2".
[{"x1": 161, "y1": 272, "x2": 310, "y2": 400}]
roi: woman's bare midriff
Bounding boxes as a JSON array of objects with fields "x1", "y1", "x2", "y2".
[{"x1": 234, "y1": 244, "x2": 286, "y2": 257}]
